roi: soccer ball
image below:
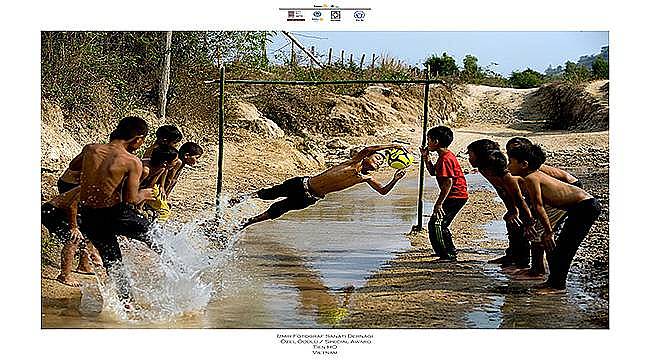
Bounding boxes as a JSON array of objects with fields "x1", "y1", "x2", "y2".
[{"x1": 385, "y1": 148, "x2": 414, "y2": 169}]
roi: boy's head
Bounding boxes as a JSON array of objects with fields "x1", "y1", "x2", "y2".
[
  {"x1": 505, "y1": 137, "x2": 533, "y2": 152},
  {"x1": 155, "y1": 125, "x2": 183, "y2": 147},
  {"x1": 178, "y1": 142, "x2": 204, "y2": 166},
  {"x1": 426, "y1": 126, "x2": 453, "y2": 151},
  {"x1": 467, "y1": 139, "x2": 500, "y2": 168},
  {"x1": 480, "y1": 150, "x2": 508, "y2": 177},
  {"x1": 110, "y1": 116, "x2": 149, "y2": 151},
  {"x1": 361, "y1": 152, "x2": 385, "y2": 172},
  {"x1": 150, "y1": 144, "x2": 179, "y2": 169},
  {"x1": 507, "y1": 144, "x2": 546, "y2": 176}
]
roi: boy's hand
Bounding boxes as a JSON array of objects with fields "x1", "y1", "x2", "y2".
[
  {"x1": 541, "y1": 231, "x2": 555, "y2": 250},
  {"x1": 419, "y1": 146, "x2": 429, "y2": 158},
  {"x1": 70, "y1": 227, "x2": 84, "y2": 245},
  {"x1": 523, "y1": 224, "x2": 537, "y2": 240},
  {"x1": 503, "y1": 212, "x2": 523, "y2": 228},
  {"x1": 140, "y1": 188, "x2": 155, "y2": 201},
  {"x1": 393, "y1": 169, "x2": 406, "y2": 181},
  {"x1": 433, "y1": 204, "x2": 445, "y2": 219}
]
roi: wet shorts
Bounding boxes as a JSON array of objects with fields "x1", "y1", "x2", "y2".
[
  {"x1": 41, "y1": 203, "x2": 72, "y2": 242},
  {"x1": 257, "y1": 176, "x2": 323, "y2": 219}
]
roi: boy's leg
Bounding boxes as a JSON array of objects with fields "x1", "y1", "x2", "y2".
[
  {"x1": 76, "y1": 248, "x2": 95, "y2": 274},
  {"x1": 508, "y1": 222, "x2": 530, "y2": 268},
  {"x1": 57, "y1": 240, "x2": 81, "y2": 286},
  {"x1": 243, "y1": 194, "x2": 317, "y2": 229},
  {"x1": 428, "y1": 217, "x2": 446, "y2": 257},
  {"x1": 439, "y1": 198, "x2": 468, "y2": 260},
  {"x1": 256, "y1": 177, "x2": 303, "y2": 201},
  {"x1": 546, "y1": 199, "x2": 601, "y2": 290}
]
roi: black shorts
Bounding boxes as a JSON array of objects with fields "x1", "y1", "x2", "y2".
[
  {"x1": 257, "y1": 176, "x2": 322, "y2": 219},
  {"x1": 41, "y1": 203, "x2": 71, "y2": 242},
  {"x1": 80, "y1": 203, "x2": 153, "y2": 266},
  {"x1": 57, "y1": 179, "x2": 79, "y2": 194}
]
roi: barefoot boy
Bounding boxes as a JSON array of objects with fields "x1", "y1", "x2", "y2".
[
  {"x1": 420, "y1": 126, "x2": 468, "y2": 261},
  {"x1": 467, "y1": 140, "x2": 534, "y2": 267},
  {"x1": 506, "y1": 137, "x2": 582, "y2": 278},
  {"x1": 77, "y1": 116, "x2": 155, "y2": 303},
  {"x1": 507, "y1": 144, "x2": 601, "y2": 292},
  {"x1": 42, "y1": 187, "x2": 102, "y2": 286},
  {"x1": 232, "y1": 143, "x2": 407, "y2": 229}
]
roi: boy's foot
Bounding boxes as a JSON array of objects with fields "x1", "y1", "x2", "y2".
[
  {"x1": 75, "y1": 265, "x2": 95, "y2": 275},
  {"x1": 488, "y1": 255, "x2": 512, "y2": 264},
  {"x1": 512, "y1": 271, "x2": 545, "y2": 281},
  {"x1": 534, "y1": 286, "x2": 566, "y2": 295},
  {"x1": 56, "y1": 273, "x2": 81, "y2": 287}
]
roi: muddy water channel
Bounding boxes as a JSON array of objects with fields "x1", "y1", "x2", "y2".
[{"x1": 42, "y1": 174, "x2": 606, "y2": 328}]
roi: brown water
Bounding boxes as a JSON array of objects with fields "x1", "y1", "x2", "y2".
[{"x1": 42, "y1": 174, "x2": 606, "y2": 328}]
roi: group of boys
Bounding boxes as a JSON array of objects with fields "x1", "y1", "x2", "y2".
[
  {"x1": 41, "y1": 116, "x2": 203, "y2": 303},
  {"x1": 41, "y1": 116, "x2": 601, "y2": 306},
  {"x1": 232, "y1": 125, "x2": 600, "y2": 294}
]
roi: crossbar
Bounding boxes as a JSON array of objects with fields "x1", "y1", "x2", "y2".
[{"x1": 205, "y1": 79, "x2": 443, "y2": 85}]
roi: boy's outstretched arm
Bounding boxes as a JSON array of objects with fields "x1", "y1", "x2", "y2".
[
  {"x1": 351, "y1": 144, "x2": 403, "y2": 162},
  {"x1": 364, "y1": 170, "x2": 406, "y2": 195},
  {"x1": 526, "y1": 177, "x2": 555, "y2": 250}
]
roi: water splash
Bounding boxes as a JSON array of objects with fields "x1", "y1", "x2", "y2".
[{"x1": 78, "y1": 195, "x2": 262, "y2": 324}]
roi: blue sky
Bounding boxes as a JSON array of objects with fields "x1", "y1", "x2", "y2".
[{"x1": 268, "y1": 31, "x2": 609, "y2": 76}]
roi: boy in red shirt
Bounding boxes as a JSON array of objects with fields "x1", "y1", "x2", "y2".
[{"x1": 420, "y1": 126, "x2": 468, "y2": 261}]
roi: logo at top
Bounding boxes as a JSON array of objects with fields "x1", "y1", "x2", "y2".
[
  {"x1": 312, "y1": 10, "x2": 323, "y2": 21},
  {"x1": 354, "y1": 11, "x2": 365, "y2": 21},
  {"x1": 330, "y1": 10, "x2": 341, "y2": 21},
  {"x1": 287, "y1": 10, "x2": 305, "y2": 21}
]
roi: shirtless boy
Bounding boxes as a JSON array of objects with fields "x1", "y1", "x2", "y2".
[
  {"x1": 506, "y1": 137, "x2": 583, "y2": 279},
  {"x1": 77, "y1": 116, "x2": 155, "y2": 303},
  {"x1": 230, "y1": 143, "x2": 407, "y2": 229},
  {"x1": 163, "y1": 142, "x2": 204, "y2": 198},
  {"x1": 41, "y1": 187, "x2": 102, "y2": 286},
  {"x1": 507, "y1": 144, "x2": 601, "y2": 293},
  {"x1": 140, "y1": 145, "x2": 179, "y2": 221},
  {"x1": 467, "y1": 139, "x2": 535, "y2": 268}
]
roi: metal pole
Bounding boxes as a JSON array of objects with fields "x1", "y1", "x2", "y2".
[
  {"x1": 415, "y1": 65, "x2": 431, "y2": 231},
  {"x1": 216, "y1": 66, "x2": 225, "y2": 214}
]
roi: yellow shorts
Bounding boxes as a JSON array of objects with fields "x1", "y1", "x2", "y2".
[{"x1": 145, "y1": 185, "x2": 171, "y2": 222}]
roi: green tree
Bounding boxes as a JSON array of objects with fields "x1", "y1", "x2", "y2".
[
  {"x1": 509, "y1": 68, "x2": 544, "y2": 88},
  {"x1": 592, "y1": 56, "x2": 609, "y2": 79},
  {"x1": 564, "y1": 61, "x2": 592, "y2": 82},
  {"x1": 424, "y1": 52, "x2": 458, "y2": 76},
  {"x1": 461, "y1": 54, "x2": 482, "y2": 82}
]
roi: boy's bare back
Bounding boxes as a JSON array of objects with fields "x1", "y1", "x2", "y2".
[
  {"x1": 308, "y1": 160, "x2": 367, "y2": 196},
  {"x1": 79, "y1": 143, "x2": 143, "y2": 208},
  {"x1": 524, "y1": 171, "x2": 591, "y2": 210}
]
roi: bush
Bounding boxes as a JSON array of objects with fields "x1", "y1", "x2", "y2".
[
  {"x1": 509, "y1": 68, "x2": 545, "y2": 88},
  {"x1": 564, "y1": 61, "x2": 592, "y2": 83},
  {"x1": 424, "y1": 52, "x2": 458, "y2": 77}
]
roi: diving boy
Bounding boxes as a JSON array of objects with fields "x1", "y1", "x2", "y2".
[
  {"x1": 77, "y1": 116, "x2": 156, "y2": 304},
  {"x1": 467, "y1": 140, "x2": 534, "y2": 267},
  {"x1": 231, "y1": 143, "x2": 407, "y2": 229},
  {"x1": 420, "y1": 126, "x2": 468, "y2": 261},
  {"x1": 507, "y1": 144, "x2": 600, "y2": 293}
]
